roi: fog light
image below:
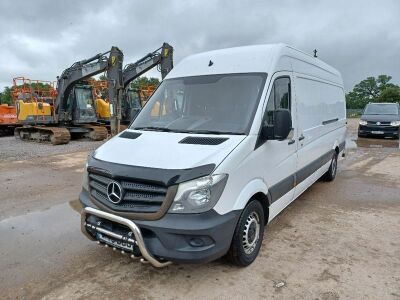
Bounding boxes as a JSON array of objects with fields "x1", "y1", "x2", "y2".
[{"x1": 189, "y1": 238, "x2": 205, "y2": 247}]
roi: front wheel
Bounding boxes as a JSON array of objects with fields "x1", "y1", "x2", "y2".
[{"x1": 227, "y1": 200, "x2": 265, "y2": 267}]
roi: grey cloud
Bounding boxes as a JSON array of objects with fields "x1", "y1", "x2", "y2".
[{"x1": 1, "y1": 0, "x2": 399, "y2": 91}]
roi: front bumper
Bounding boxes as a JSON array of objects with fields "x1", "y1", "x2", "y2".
[
  {"x1": 358, "y1": 125, "x2": 399, "y2": 138},
  {"x1": 80, "y1": 189, "x2": 240, "y2": 266}
]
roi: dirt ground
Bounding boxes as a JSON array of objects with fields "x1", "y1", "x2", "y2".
[{"x1": 0, "y1": 119, "x2": 399, "y2": 299}]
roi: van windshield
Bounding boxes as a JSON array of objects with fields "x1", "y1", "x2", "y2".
[
  {"x1": 130, "y1": 73, "x2": 266, "y2": 134},
  {"x1": 364, "y1": 104, "x2": 399, "y2": 115}
]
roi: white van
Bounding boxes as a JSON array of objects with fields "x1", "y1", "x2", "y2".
[{"x1": 80, "y1": 44, "x2": 346, "y2": 267}]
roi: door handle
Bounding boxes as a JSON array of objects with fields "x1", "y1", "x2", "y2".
[
  {"x1": 299, "y1": 135, "x2": 305, "y2": 141},
  {"x1": 288, "y1": 139, "x2": 295, "y2": 145}
]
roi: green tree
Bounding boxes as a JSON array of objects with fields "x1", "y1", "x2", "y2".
[
  {"x1": 376, "y1": 75, "x2": 397, "y2": 91},
  {"x1": 99, "y1": 75, "x2": 107, "y2": 81},
  {"x1": 378, "y1": 86, "x2": 400, "y2": 103},
  {"x1": 130, "y1": 77, "x2": 160, "y2": 90},
  {"x1": 346, "y1": 75, "x2": 400, "y2": 109},
  {"x1": 0, "y1": 86, "x2": 12, "y2": 105}
]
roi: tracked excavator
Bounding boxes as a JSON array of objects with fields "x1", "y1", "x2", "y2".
[
  {"x1": 15, "y1": 46, "x2": 124, "y2": 144},
  {"x1": 121, "y1": 42, "x2": 173, "y2": 124}
]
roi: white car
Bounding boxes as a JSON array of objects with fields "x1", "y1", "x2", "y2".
[{"x1": 80, "y1": 43, "x2": 346, "y2": 267}]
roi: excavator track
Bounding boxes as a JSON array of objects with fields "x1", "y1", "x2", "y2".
[
  {"x1": 15, "y1": 126, "x2": 71, "y2": 145},
  {"x1": 82, "y1": 125, "x2": 108, "y2": 141}
]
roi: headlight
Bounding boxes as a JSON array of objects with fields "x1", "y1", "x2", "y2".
[
  {"x1": 359, "y1": 120, "x2": 367, "y2": 126},
  {"x1": 390, "y1": 120, "x2": 400, "y2": 126},
  {"x1": 82, "y1": 163, "x2": 89, "y2": 191},
  {"x1": 169, "y1": 174, "x2": 228, "y2": 214}
]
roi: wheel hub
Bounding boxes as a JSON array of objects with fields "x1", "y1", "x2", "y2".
[{"x1": 242, "y1": 211, "x2": 260, "y2": 255}]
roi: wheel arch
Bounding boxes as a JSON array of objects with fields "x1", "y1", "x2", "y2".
[{"x1": 231, "y1": 178, "x2": 270, "y2": 223}]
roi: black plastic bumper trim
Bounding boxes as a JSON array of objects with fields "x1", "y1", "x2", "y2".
[{"x1": 80, "y1": 188, "x2": 241, "y2": 263}]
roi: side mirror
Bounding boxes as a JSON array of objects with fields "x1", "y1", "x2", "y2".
[
  {"x1": 274, "y1": 109, "x2": 292, "y2": 140},
  {"x1": 261, "y1": 124, "x2": 274, "y2": 140},
  {"x1": 261, "y1": 109, "x2": 292, "y2": 141}
]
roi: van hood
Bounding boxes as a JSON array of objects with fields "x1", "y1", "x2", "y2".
[{"x1": 93, "y1": 130, "x2": 246, "y2": 170}]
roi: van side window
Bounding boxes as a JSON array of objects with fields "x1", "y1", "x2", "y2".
[{"x1": 265, "y1": 77, "x2": 291, "y2": 125}]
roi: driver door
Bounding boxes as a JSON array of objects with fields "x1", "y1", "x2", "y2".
[{"x1": 258, "y1": 72, "x2": 298, "y2": 221}]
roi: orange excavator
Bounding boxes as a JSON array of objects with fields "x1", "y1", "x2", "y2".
[{"x1": 0, "y1": 103, "x2": 18, "y2": 136}]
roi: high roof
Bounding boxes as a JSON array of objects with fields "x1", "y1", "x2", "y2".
[{"x1": 166, "y1": 43, "x2": 342, "y2": 85}]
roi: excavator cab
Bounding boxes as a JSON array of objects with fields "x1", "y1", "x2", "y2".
[
  {"x1": 121, "y1": 88, "x2": 142, "y2": 124},
  {"x1": 69, "y1": 84, "x2": 97, "y2": 124}
]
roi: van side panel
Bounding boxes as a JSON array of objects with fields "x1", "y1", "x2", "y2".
[
  {"x1": 295, "y1": 76, "x2": 345, "y2": 131},
  {"x1": 293, "y1": 73, "x2": 346, "y2": 198}
]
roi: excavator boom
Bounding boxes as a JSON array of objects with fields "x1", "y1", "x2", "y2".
[
  {"x1": 55, "y1": 47, "x2": 123, "y2": 125},
  {"x1": 123, "y1": 43, "x2": 173, "y2": 88},
  {"x1": 121, "y1": 43, "x2": 173, "y2": 124}
]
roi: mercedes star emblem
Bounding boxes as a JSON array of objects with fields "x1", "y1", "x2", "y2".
[{"x1": 107, "y1": 181, "x2": 123, "y2": 204}]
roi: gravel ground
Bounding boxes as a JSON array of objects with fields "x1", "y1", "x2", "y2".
[{"x1": 0, "y1": 136, "x2": 104, "y2": 161}]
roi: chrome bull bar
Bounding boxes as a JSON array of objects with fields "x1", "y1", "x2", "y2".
[{"x1": 81, "y1": 206, "x2": 172, "y2": 268}]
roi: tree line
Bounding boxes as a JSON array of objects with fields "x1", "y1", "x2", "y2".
[
  {"x1": 0, "y1": 77, "x2": 160, "y2": 105},
  {"x1": 346, "y1": 75, "x2": 400, "y2": 109}
]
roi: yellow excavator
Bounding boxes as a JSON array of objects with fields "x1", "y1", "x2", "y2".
[
  {"x1": 15, "y1": 46, "x2": 124, "y2": 144},
  {"x1": 12, "y1": 77, "x2": 56, "y2": 125}
]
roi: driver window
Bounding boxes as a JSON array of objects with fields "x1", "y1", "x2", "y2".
[{"x1": 265, "y1": 77, "x2": 291, "y2": 125}]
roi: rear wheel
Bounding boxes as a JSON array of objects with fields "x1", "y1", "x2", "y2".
[
  {"x1": 227, "y1": 200, "x2": 265, "y2": 267},
  {"x1": 322, "y1": 151, "x2": 338, "y2": 182}
]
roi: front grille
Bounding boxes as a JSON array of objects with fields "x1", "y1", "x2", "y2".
[
  {"x1": 359, "y1": 125, "x2": 399, "y2": 133},
  {"x1": 367, "y1": 121, "x2": 390, "y2": 125},
  {"x1": 88, "y1": 172, "x2": 167, "y2": 213}
]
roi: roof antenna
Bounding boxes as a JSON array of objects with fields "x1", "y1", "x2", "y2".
[
  {"x1": 313, "y1": 49, "x2": 318, "y2": 58},
  {"x1": 208, "y1": 60, "x2": 214, "y2": 67}
]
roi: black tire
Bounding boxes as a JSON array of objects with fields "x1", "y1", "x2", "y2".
[
  {"x1": 322, "y1": 151, "x2": 338, "y2": 182},
  {"x1": 227, "y1": 200, "x2": 265, "y2": 267}
]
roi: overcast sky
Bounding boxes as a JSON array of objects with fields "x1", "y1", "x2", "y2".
[{"x1": 0, "y1": 0, "x2": 399, "y2": 91}]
